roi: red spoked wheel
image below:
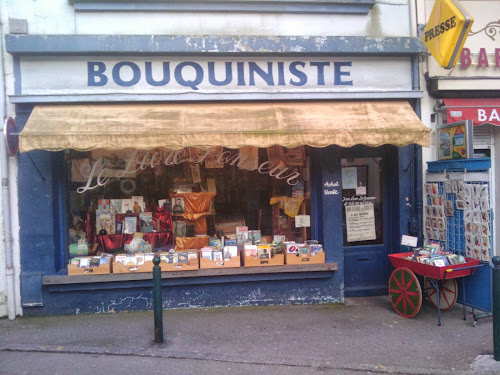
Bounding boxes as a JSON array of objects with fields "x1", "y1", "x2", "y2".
[
  {"x1": 388, "y1": 267, "x2": 422, "y2": 318},
  {"x1": 424, "y1": 277, "x2": 457, "y2": 311}
]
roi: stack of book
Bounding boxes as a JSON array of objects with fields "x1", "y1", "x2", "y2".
[
  {"x1": 201, "y1": 246, "x2": 238, "y2": 261},
  {"x1": 404, "y1": 241, "x2": 467, "y2": 267},
  {"x1": 70, "y1": 253, "x2": 113, "y2": 268},
  {"x1": 159, "y1": 251, "x2": 198, "y2": 264}
]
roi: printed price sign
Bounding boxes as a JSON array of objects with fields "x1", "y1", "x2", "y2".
[{"x1": 295, "y1": 215, "x2": 311, "y2": 228}]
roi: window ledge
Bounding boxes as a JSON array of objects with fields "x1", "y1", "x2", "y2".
[
  {"x1": 69, "y1": 0, "x2": 375, "y2": 15},
  {"x1": 43, "y1": 263, "x2": 338, "y2": 291}
]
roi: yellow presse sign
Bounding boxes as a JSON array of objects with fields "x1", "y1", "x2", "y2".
[{"x1": 423, "y1": 0, "x2": 474, "y2": 69}]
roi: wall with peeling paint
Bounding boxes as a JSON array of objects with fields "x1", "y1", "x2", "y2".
[
  {"x1": 29, "y1": 278, "x2": 343, "y2": 316},
  {"x1": 6, "y1": 0, "x2": 412, "y2": 37}
]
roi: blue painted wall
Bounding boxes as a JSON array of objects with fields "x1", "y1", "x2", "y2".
[{"x1": 17, "y1": 104, "x2": 60, "y2": 305}]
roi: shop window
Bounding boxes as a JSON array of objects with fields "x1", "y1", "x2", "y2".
[
  {"x1": 65, "y1": 146, "x2": 312, "y2": 259},
  {"x1": 341, "y1": 157, "x2": 383, "y2": 247}
]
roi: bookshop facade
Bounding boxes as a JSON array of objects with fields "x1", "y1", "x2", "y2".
[{"x1": 6, "y1": 35, "x2": 430, "y2": 315}]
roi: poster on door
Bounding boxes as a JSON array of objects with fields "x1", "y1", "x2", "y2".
[{"x1": 345, "y1": 201, "x2": 376, "y2": 242}]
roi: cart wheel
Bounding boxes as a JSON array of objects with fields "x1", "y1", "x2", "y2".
[
  {"x1": 388, "y1": 267, "x2": 422, "y2": 318},
  {"x1": 424, "y1": 278, "x2": 457, "y2": 311}
]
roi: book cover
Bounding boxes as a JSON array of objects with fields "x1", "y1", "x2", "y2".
[
  {"x1": 249, "y1": 230, "x2": 261, "y2": 244},
  {"x1": 224, "y1": 246, "x2": 238, "y2": 258},
  {"x1": 172, "y1": 197, "x2": 185, "y2": 214},
  {"x1": 178, "y1": 252, "x2": 189, "y2": 263},
  {"x1": 121, "y1": 199, "x2": 133, "y2": 214},
  {"x1": 96, "y1": 209, "x2": 114, "y2": 235},
  {"x1": 244, "y1": 244, "x2": 258, "y2": 258},
  {"x1": 139, "y1": 212, "x2": 154, "y2": 233},
  {"x1": 212, "y1": 250, "x2": 223, "y2": 261},
  {"x1": 110, "y1": 199, "x2": 122, "y2": 215},
  {"x1": 98, "y1": 199, "x2": 110, "y2": 211},
  {"x1": 292, "y1": 181, "x2": 305, "y2": 197},
  {"x1": 285, "y1": 242, "x2": 299, "y2": 254},
  {"x1": 187, "y1": 252, "x2": 198, "y2": 261},
  {"x1": 257, "y1": 245, "x2": 271, "y2": 259},
  {"x1": 201, "y1": 248, "x2": 213, "y2": 259},
  {"x1": 186, "y1": 224, "x2": 195, "y2": 237},
  {"x1": 131, "y1": 196, "x2": 144, "y2": 213},
  {"x1": 115, "y1": 220, "x2": 123, "y2": 235},
  {"x1": 236, "y1": 226, "x2": 249, "y2": 244},
  {"x1": 174, "y1": 221, "x2": 187, "y2": 237},
  {"x1": 79, "y1": 257, "x2": 90, "y2": 268},
  {"x1": 136, "y1": 254, "x2": 145, "y2": 265},
  {"x1": 123, "y1": 216, "x2": 137, "y2": 234},
  {"x1": 114, "y1": 255, "x2": 126, "y2": 265}
]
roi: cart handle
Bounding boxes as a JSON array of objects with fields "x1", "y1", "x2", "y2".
[{"x1": 443, "y1": 264, "x2": 484, "y2": 279}]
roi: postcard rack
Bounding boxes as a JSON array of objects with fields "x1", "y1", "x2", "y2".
[{"x1": 425, "y1": 161, "x2": 493, "y2": 322}]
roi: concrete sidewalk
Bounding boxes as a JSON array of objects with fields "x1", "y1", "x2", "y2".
[{"x1": 0, "y1": 296, "x2": 498, "y2": 374}]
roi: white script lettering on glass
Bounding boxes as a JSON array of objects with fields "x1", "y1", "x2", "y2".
[
  {"x1": 77, "y1": 148, "x2": 300, "y2": 193},
  {"x1": 323, "y1": 181, "x2": 340, "y2": 195}
]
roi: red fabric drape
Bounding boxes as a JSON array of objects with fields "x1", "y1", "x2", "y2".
[{"x1": 98, "y1": 232, "x2": 173, "y2": 252}]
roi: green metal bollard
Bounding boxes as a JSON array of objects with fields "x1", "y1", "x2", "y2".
[
  {"x1": 493, "y1": 256, "x2": 500, "y2": 361},
  {"x1": 153, "y1": 255, "x2": 164, "y2": 344}
]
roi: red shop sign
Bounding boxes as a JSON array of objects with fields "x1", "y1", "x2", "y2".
[{"x1": 444, "y1": 98, "x2": 500, "y2": 126}]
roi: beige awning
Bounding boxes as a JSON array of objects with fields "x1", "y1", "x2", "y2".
[{"x1": 19, "y1": 101, "x2": 430, "y2": 152}]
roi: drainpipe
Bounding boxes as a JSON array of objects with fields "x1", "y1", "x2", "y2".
[
  {"x1": 410, "y1": 0, "x2": 423, "y2": 242},
  {"x1": 0, "y1": 121, "x2": 16, "y2": 320},
  {"x1": 0, "y1": 3, "x2": 16, "y2": 320}
]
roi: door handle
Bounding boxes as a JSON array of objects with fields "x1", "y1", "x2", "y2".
[{"x1": 358, "y1": 258, "x2": 369, "y2": 261}]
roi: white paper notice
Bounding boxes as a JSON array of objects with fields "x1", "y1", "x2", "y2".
[
  {"x1": 356, "y1": 186, "x2": 367, "y2": 196},
  {"x1": 401, "y1": 235, "x2": 418, "y2": 247},
  {"x1": 342, "y1": 167, "x2": 357, "y2": 189},
  {"x1": 345, "y1": 202, "x2": 376, "y2": 242},
  {"x1": 295, "y1": 215, "x2": 311, "y2": 228}
]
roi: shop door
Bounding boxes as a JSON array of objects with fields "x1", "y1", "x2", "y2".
[{"x1": 342, "y1": 149, "x2": 393, "y2": 297}]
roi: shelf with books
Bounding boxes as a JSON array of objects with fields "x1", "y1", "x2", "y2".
[
  {"x1": 199, "y1": 246, "x2": 241, "y2": 269},
  {"x1": 67, "y1": 254, "x2": 114, "y2": 275},
  {"x1": 44, "y1": 262, "x2": 338, "y2": 289}
]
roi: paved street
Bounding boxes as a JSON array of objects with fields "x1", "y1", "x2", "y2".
[{"x1": 0, "y1": 296, "x2": 498, "y2": 374}]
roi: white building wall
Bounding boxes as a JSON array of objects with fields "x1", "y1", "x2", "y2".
[
  {"x1": 0, "y1": 0, "x2": 416, "y2": 317},
  {"x1": 5, "y1": 0, "x2": 413, "y2": 36}
]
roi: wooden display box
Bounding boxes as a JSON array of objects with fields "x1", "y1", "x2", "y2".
[
  {"x1": 200, "y1": 256, "x2": 241, "y2": 269},
  {"x1": 242, "y1": 253, "x2": 284, "y2": 267},
  {"x1": 160, "y1": 258, "x2": 199, "y2": 271},
  {"x1": 68, "y1": 263, "x2": 111, "y2": 275},
  {"x1": 285, "y1": 252, "x2": 325, "y2": 265},
  {"x1": 112, "y1": 261, "x2": 154, "y2": 274}
]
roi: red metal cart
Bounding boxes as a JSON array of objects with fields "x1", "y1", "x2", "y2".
[{"x1": 388, "y1": 252, "x2": 482, "y2": 326}]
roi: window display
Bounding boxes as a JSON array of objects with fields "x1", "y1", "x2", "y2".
[{"x1": 66, "y1": 146, "x2": 322, "y2": 274}]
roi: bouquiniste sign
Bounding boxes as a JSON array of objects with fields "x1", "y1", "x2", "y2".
[{"x1": 423, "y1": 0, "x2": 474, "y2": 69}]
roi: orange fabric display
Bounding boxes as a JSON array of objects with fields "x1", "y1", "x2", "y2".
[
  {"x1": 175, "y1": 236, "x2": 209, "y2": 251},
  {"x1": 269, "y1": 196, "x2": 304, "y2": 218},
  {"x1": 194, "y1": 217, "x2": 207, "y2": 235},
  {"x1": 174, "y1": 192, "x2": 216, "y2": 220}
]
